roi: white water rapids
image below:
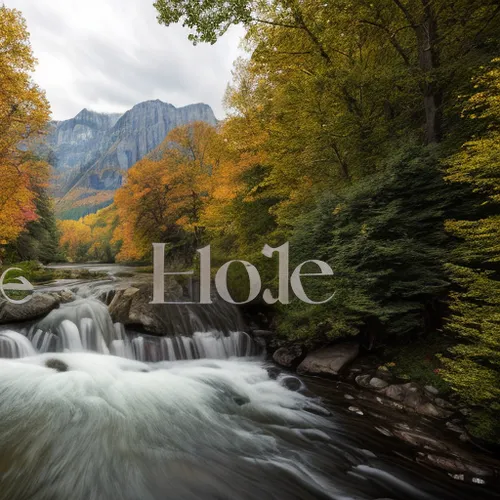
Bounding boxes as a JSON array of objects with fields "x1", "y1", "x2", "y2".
[
  {"x1": 0, "y1": 293, "x2": 497, "y2": 499},
  {"x1": 0, "y1": 298, "x2": 258, "y2": 361}
]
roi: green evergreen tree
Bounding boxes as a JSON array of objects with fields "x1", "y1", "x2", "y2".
[
  {"x1": 7, "y1": 188, "x2": 61, "y2": 264},
  {"x1": 278, "y1": 146, "x2": 455, "y2": 345}
]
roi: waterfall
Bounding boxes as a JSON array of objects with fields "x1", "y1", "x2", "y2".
[
  {"x1": 0, "y1": 331, "x2": 37, "y2": 358},
  {"x1": 0, "y1": 297, "x2": 261, "y2": 361}
]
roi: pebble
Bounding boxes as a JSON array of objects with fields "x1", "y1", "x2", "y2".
[{"x1": 348, "y1": 406, "x2": 364, "y2": 416}]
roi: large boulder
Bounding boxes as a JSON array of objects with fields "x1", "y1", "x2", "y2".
[
  {"x1": 272, "y1": 345, "x2": 306, "y2": 369},
  {"x1": 108, "y1": 287, "x2": 141, "y2": 325},
  {"x1": 0, "y1": 293, "x2": 60, "y2": 324},
  {"x1": 108, "y1": 285, "x2": 170, "y2": 333},
  {"x1": 108, "y1": 283, "x2": 246, "y2": 335},
  {"x1": 297, "y1": 342, "x2": 359, "y2": 376}
]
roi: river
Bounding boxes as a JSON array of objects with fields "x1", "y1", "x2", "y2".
[{"x1": 0, "y1": 265, "x2": 498, "y2": 500}]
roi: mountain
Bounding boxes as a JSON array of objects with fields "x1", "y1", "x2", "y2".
[{"x1": 46, "y1": 100, "x2": 217, "y2": 219}]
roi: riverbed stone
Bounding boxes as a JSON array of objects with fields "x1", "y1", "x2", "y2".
[
  {"x1": 0, "y1": 293, "x2": 59, "y2": 324},
  {"x1": 281, "y1": 376, "x2": 302, "y2": 392},
  {"x1": 369, "y1": 377, "x2": 389, "y2": 389},
  {"x1": 58, "y1": 290, "x2": 76, "y2": 303},
  {"x1": 420, "y1": 454, "x2": 493, "y2": 477},
  {"x1": 384, "y1": 384, "x2": 407, "y2": 402},
  {"x1": 297, "y1": 343, "x2": 359, "y2": 376},
  {"x1": 435, "y1": 397, "x2": 454, "y2": 409},
  {"x1": 273, "y1": 345, "x2": 306, "y2": 368},
  {"x1": 424, "y1": 385, "x2": 440, "y2": 396},
  {"x1": 446, "y1": 422, "x2": 465, "y2": 434},
  {"x1": 417, "y1": 402, "x2": 447, "y2": 418},
  {"x1": 355, "y1": 374, "x2": 372, "y2": 388}
]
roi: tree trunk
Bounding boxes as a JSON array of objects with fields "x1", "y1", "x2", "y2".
[{"x1": 417, "y1": 1, "x2": 442, "y2": 144}]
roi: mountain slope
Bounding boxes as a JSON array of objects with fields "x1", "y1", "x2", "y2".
[{"x1": 47, "y1": 100, "x2": 217, "y2": 219}]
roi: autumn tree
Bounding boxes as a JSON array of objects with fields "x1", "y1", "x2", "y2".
[
  {"x1": 113, "y1": 122, "x2": 224, "y2": 262},
  {"x1": 82, "y1": 205, "x2": 120, "y2": 262},
  {"x1": 58, "y1": 219, "x2": 92, "y2": 262},
  {"x1": 0, "y1": 6, "x2": 51, "y2": 254}
]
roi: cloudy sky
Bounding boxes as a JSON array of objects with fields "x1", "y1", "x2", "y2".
[{"x1": 7, "y1": 0, "x2": 245, "y2": 120}]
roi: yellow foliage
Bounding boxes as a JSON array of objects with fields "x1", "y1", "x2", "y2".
[
  {"x1": 0, "y1": 6, "x2": 51, "y2": 246},
  {"x1": 113, "y1": 122, "x2": 229, "y2": 261}
]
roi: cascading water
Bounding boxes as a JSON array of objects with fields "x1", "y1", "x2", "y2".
[
  {"x1": 0, "y1": 282, "x2": 497, "y2": 500},
  {"x1": 0, "y1": 297, "x2": 259, "y2": 361}
]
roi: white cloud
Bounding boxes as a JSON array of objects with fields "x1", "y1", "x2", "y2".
[{"x1": 6, "y1": 0, "x2": 246, "y2": 120}]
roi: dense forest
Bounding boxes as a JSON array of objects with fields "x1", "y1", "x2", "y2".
[{"x1": 1, "y1": 2, "x2": 500, "y2": 442}]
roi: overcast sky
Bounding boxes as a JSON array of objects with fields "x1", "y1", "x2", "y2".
[{"x1": 6, "y1": 0, "x2": 245, "y2": 120}]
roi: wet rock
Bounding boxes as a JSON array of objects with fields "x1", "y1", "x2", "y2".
[
  {"x1": 382, "y1": 382, "x2": 451, "y2": 418},
  {"x1": 404, "y1": 391, "x2": 424, "y2": 409},
  {"x1": 272, "y1": 345, "x2": 306, "y2": 369},
  {"x1": 108, "y1": 287, "x2": 140, "y2": 324},
  {"x1": 297, "y1": 343, "x2": 359, "y2": 376},
  {"x1": 233, "y1": 396, "x2": 250, "y2": 406},
  {"x1": 424, "y1": 385, "x2": 439, "y2": 396},
  {"x1": 435, "y1": 397, "x2": 454, "y2": 409},
  {"x1": 369, "y1": 377, "x2": 389, "y2": 389},
  {"x1": 417, "y1": 402, "x2": 449, "y2": 418},
  {"x1": 355, "y1": 374, "x2": 372, "y2": 389},
  {"x1": 384, "y1": 384, "x2": 407, "y2": 402},
  {"x1": 399, "y1": 383, "x2": 425, "y2": 409},
  {"x1": 421, "y1": 454, "x2": 493, "y2": 477},
  {"x1": 281, "y1": 376, "x2": 302, "y2": 392},
  {"x1": 0, "y1": 293, "x2": 59, "y2": 324},
  {"x1": 45, "y1": 359, "x2": 69, "y2": 372},
  {"x1": 58, "y1": 290, "x2": 76, "y2": 303},
  {"x1": 394, "y1": 430, "x2": 449, "y2": 451},
  {"x1": 348, "y1": 406, "x2": 364, "y2": 416},
  {"x1": 445, "y1": 422, "x2": 463, "y2": 433},
  {"x1": 108, "y1": 283, "x2": 244, "y2": 335}
]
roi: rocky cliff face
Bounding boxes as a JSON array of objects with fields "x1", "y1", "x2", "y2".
[{"x1": 47, "y1": 100, "x2": 217, "y2": 219}]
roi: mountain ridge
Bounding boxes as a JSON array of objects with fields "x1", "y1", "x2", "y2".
[{"x1": 45, "y1": 100, "x2": 218, "y2": 219}]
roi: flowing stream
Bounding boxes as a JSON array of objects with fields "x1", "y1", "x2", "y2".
[{"x1": 0, "y1": 269, "x2": 498, "y2": 500}]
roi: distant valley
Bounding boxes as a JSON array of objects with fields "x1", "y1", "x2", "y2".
[{"x1": 43, "y1": 100, "x2": 217, "y2": 219}]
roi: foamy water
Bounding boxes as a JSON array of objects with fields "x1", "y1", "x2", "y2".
[
  {"x1": 0, "y1": 353, "x2": 454, "y2": 500},
  {"x1": 0, "y1": 295, "x2": 496, "y2": 499}
]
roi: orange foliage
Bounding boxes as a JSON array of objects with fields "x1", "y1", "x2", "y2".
[
  {"x1": 0, "y1": 7, "x2": 51, "y2": 245},
  {"x1": 58, "y1": 220, "x2": 92, "y2": 261},
  {"x1": 113, "y1": 122, "x2": 227, "y2": 261}
]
